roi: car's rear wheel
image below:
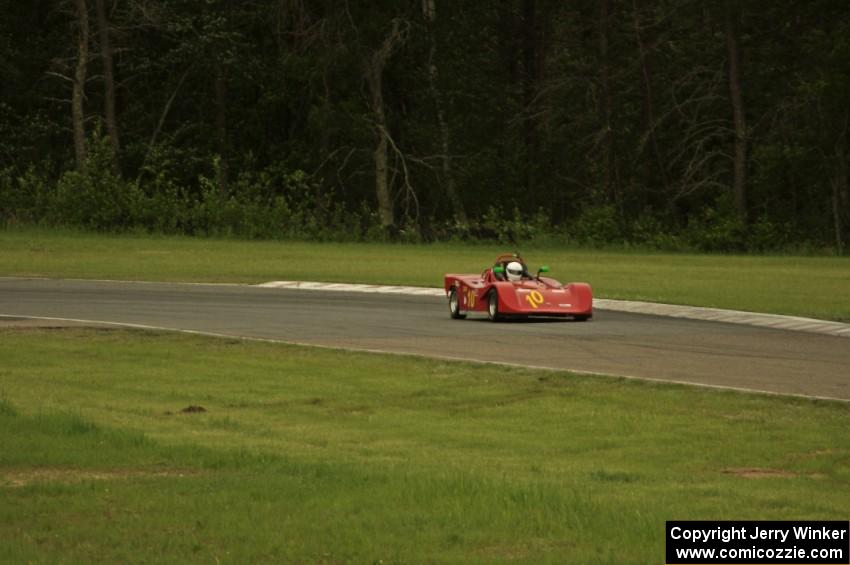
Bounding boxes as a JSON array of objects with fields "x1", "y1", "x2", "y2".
[
  {"x1": 487, "y1": 291, "x2": 501, "y2": 322},
  {"x1": 448, "y1": 288, "x2": 466, "y2": 319},
  {"x1": 573, "y1": 314, "x2": 591, "y2": 322}
]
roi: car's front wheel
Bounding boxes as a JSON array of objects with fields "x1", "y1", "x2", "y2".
[
  {"x1": 487, "y1": 291, "x2": 501, "y2": 322},
  {"x1": 448, "y1": 288, "x2": 466, "y2": 319}
]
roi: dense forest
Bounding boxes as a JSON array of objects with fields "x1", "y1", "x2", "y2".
[{"x1": 1, "y1": 1, "x2": 848, "y2": 252}]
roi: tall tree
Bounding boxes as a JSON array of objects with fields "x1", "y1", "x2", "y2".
[
  {"x1": 94, "y1": 0, "x2": 120, "y2": 172},
  {"x1": 363, "y1": 18, "x2": 408, "y2": 234},
  {"x1": 631, "y1": 0, "x2": 668, "y2": 194},
  {"x1": 72, "y1": 0, "x2": 90, "y2": 172},
  {"x1": 830, "y1": 122, "x2": 847, "y2": 255},
  {"x1": 597, "y1": 0, "x2": 615, "y2": 203},
  {"x1": 214, "y1": 61, "x2": 229, "y2": 192},
  {"x1": 521, "y1": 0, "x2": 539, "y2": 198},
  {"x1": 213, "y1": 1, "x2": 233, "y2": 193},
  {"x1": 423, "y1": 0, "x2": 467, "y2": 225},
  {"x1": 724, "y1": 1, "x2": 747, "y2": 221}
]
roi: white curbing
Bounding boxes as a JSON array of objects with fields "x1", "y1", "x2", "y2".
[
  {"x1": 257, "y1": 280, "x2": 446, "y2": 297},
  {"x1": 593, "y1": 299, "x2": 850, "y2": 338},
  {"x1": 257, "y1": 280, "x2": 850, "y2": 338}
]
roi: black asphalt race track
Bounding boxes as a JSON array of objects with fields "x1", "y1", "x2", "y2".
[{"x1": 1, "y1": 278, "x2": 848, "y2": 401}]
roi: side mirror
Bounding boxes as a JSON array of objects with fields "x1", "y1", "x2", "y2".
[{"x1": 537, "y1": 265, "x2": 549, "y2": 275}]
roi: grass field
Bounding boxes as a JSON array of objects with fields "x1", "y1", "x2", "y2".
[
  {"x1": 1, "y1": 328, "x2": 848, "y2": 563},
  {"x1": 1, "y1": 227, "x2": 849, "y2": 321}
]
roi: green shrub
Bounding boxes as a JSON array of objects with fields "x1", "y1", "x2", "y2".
[
  {"x1": 46, "y1": 131, "x2": 145, "y2": 231},
  {"x1": 0, "y1": 166, "x2": 53, "y2": 225},
  {"x1": 746, "y1": 216, "x2": 793, "y2": 252},
  {"x1": 569, "y1": 204, "x2": 623, "y2": 246},
  {"x1": 0, "y1": 167, "x2": 14, "y2": 222},
  {"x1": 629, "y1": 213, "x2": 683, "y2": 251},
  {"x1": 0, "y1": 142, "x2": 840, "y2": 252}
]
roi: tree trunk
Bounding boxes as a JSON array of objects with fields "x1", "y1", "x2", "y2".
[
  {"x1": 423, "y1": 0, "x2": 467, "y2": 225},
  {"x1": 632, "y1": 0, "x2": 668, "y2": 194},
  {"x1": 724, "y1": 2, "x2": 747, "y2": 221},
  {"x1": 367, "y1": 68, "x2": 394, "y2": 231},
  {"x1": 598, "y1": 0, "x2": 614, "y2": 204},
  {"x1": 72, "y1": 0, "x2": 89, "y2": 172},
  {"x1": 364, "y1": 20, "x2": 406, "y2": 234},
  {"x1": 831, "y1": 139, "x2": 847, "y2": 255},
  {"x1": 832, "y1": 171, "x2": 845, "y2": 256},
  {"x1": 95, "y1": 0, "x2": 120, "y2": 173},
  {"x1": 522, "y1": 0, "x2": 538, "y2": 200},
  {"x1": 214, "y1": 63, "x2": 229, "y2": 193}
]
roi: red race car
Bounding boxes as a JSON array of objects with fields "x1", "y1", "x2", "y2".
[{"x1": 444, "y1": 253, "x2": 593, "y2": 321}]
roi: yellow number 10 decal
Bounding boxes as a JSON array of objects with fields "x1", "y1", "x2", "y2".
[
  {"x1": 466, "y1": 288, "x2": 476, "y2": 309},
  {"x1": 525, "y1": 290, "x2": 544, "y2": 309}
]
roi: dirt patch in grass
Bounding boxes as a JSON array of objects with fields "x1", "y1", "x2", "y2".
[
  {"x1": 473, "y1": 539, "x2": 576, "y2": 560},
  {"x1": 163, "y1": 405, "x2": 208, "y2": 415},
  {"x1": 1, "y1": 467, "x2": 201, "y2": 488},
  {"x1": 796, "y1": 448, "x2": 844, "y2": 459},
  {"x1": 722, "y1": 467, "x2": 796, "y2": 479}
]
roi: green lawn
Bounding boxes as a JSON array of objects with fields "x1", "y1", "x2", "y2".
[
  {"x1": 1, "y1": 328, "x2": 848, "y2": 563},
  {"x1": 1, "y1": 228, "x2": 848, "y2": 321}
]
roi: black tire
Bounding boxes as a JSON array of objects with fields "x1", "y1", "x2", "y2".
[
  {"x1": 573, "y1": 314, "x2": 591, "y2": 322},
  {"x1": 487, "y1": 291, "x2": 501, "y2": 322},
  {"x1": 448, "y1": 288, "x2": 466, "y2": 319}
]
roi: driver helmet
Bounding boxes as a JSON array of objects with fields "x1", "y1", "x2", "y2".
[{"x1": 505, "y1": 261, "x2": 524, "y2": 282}]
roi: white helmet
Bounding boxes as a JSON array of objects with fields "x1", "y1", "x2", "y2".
[{"x1": 505, "y1": 261, "x2": 524, "y2": 282}]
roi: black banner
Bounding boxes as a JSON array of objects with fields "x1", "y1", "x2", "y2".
[{"x1": 666, "y1": 521, "x2": 849, "y2": 564}]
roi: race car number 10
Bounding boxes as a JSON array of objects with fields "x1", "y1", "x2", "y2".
[{"x1": 525, "y1": 290, "x2": 544, "y2": 309}]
